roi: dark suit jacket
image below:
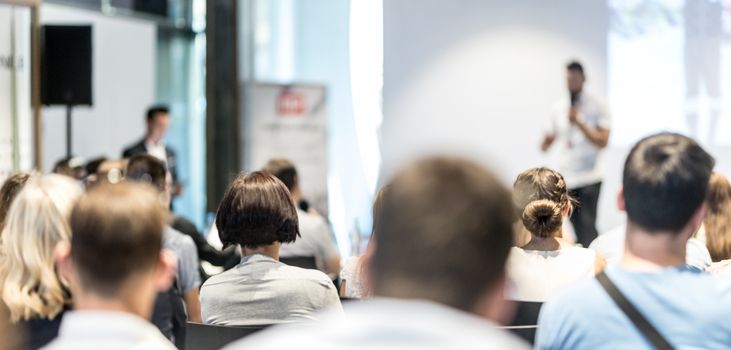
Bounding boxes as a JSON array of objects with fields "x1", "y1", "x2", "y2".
[{"x1": 122, "y1": 139, "x2": 178, "y2": 182}]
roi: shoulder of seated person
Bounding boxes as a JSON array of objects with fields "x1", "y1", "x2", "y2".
[
  {"x1": 279, "y1": 264, "x2": 334, "y2": 283},
  {"x1": 543, "y1": 278, "x2": 600, "y2": 308}
]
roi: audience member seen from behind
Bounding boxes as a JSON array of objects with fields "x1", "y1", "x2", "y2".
[
  {"x1": 224, "y1": 157, "x2": 529, "y2": 349},
  {"x1": 700, "y1": 172, "x2": 731, "y2": 274},
  {"x1": 200, "y1": 172, "x2": 342, "y2": 326},
  {"x1": 52, "y1": 157, "x2": 86, "y2": 180},
  {"x1": 0, "y1": 172, "x2": 31, "y2": 233},
  {"x1": 0, "y1": 175, "x2": 83, "y2": 350},
  {"x1": 507, "y1": 168, "x2": 605, "y2": 302},
  {"x1": 46, "y1": 183, "x2": 177, "y2": 350},
  {"x1": 536, "y1": 133, "x2": 731, "y2": 349},
  {"x1": 339, "y1": 186, "x2": 388, "y2": 299},
  {"x1": 125, "y1": 155, "x2": 202, "y2": 330},
  {"x1": 262, "y1": 159, "x2": 341, "y2": 278}
]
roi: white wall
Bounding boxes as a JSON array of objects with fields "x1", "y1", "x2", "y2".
[
  {"x1": 382, "y1": 0, "x2": 731, "y2": 234},
  {"x1": 239, "y1": 0, "x2": 369, "y2": 255},
  {"x1": 0, "y1": 5, "x2": 32, "y2": 177},
  {"x1": 382, "y1": 0, "x2": 619, "y2": 231},
  {"x1": 40, "y1": 3, "x2": 156, "y2": 170}
]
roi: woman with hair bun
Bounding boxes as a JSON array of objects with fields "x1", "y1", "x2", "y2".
[{"x1": 507, "y1": 167, "x2": 605, "y2": 302}]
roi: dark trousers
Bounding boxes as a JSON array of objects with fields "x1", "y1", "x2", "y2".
[{"x1": 569, "y1": 182, "x2": 602, "y2": 247}]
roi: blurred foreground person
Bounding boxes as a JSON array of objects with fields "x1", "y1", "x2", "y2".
[{"x1": 46, "y1": 183, "x2": 176, "y2": 349}]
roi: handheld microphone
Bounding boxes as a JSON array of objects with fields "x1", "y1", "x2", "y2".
[{"x1": 570, "y1": 92, "x2": 579, "y2": 106}]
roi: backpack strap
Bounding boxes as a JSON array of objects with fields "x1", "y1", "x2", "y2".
[{"x1": 596, "y1": 271, "x2": 674, "y2": 350}]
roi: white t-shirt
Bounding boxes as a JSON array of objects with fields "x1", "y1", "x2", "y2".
[
  {"x1": 589, "y1": 222, "x2": 712, "y2": 269},
  {"x1": 222, "y1": 298, "x2": 530, "y2": 350},
  {"x1": 280, "y1": 210, "x2": 340, "y2": 273},
  {"x1": 547, "y1": 92, "x2": 611, "y2": 188},
  {"x1": 144, "y1": 140, "x2": 167, "y2": 163},
  {"x1": 339, "y1": 256, "x2": 365, "y2": 299},
  {"x1": 506, "y1": 246, "x2": 596, "y2": 302},
  {"x1": 43, "y1": 310, "x2": 176, "y2": 350}
]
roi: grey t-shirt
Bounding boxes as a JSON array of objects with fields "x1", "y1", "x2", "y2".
[
  {"x1": 163, "y1": 226, "x2": 201, "y2": 293},
  {"x1": 200, "y1": 253, "x2": 342, "y2": 326},
  {"x1": 280, "y1": 210, "x2": 340, "y2": 272}
]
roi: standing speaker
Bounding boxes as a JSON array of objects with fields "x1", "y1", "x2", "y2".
[{"x1": 41, "y1": 25, "x2": 92, "y2": 106}]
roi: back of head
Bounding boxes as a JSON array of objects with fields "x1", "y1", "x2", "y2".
[
  {"x1": 370, "y1": 157, "x2": 514, "y2": 312},
  {"x1": 262, "y1": 158, "x2": 298, "y2": 193},
  {"x1": 704, "y1": 172, "x2": 731, "y2": 261},
  {"x1": 69, "y1": 182, "x2": 165, "y2": 296},
  {"x1": 513, "y1": 167, "x2": 572, "y2": 238},
  {"x1": 1, "y1": 174, "x2": 83, "y2": 321},
  {"x1": 53, "y1": 157, "x2": 85, "y2": 179},
  {"x1": 623, "y1": 133, "x2": 714, "y2": 233},
  {"x1": 0, "y1": 172, "x2": 31, "y2": 231},
  {"x1": 125, "y1": 154, "x2": 167, "y2": 192},
  {"x1": 216, "y1": 171, "x2": 299, "y2": 248},
  {"x1": 84, "y1": 157, "x2": 107, "y2": 177},
  {"x1": 521, "y1": 200, "x2": 563, "y2": 238}
]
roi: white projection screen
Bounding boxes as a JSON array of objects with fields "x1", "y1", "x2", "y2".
[{"x1": 609, "y1": 0, "x2": 731, "y2": 146}]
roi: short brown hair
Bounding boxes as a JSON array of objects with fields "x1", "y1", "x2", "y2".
[
  {"x1": 216, "y1": 171, "x2": 299, "y2": 248},
  {"x1": 0, "y1": 172, "x2": 31, "y2": 231},
  {"x1": 70, "y1": 182, "x2": 165, "y2": 296},
  {"x1": 704, "y1": 172, "x2": 731, "y2": 261},
  {"x1": 262, "y1": 158, "x2": 298, "y2": 192},
  {"x1": 126, "y1": 154, "x2": 167, "y2": 191},
  {"x1": 513, "y1": 167, "x2": 574, "y2": 238},
  {"x1": 623, "y1": 133, "x2": 714, "y2": 233},
  {"x1": 370, "y1": 157, "x2": 515, "y2": 311}
]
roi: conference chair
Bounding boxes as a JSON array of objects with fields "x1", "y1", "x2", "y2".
[
  {"x1": 185, "y1": 322, "x2": 271, "y2": 350},
  {"x1": 504, "y1": 301, "x2": 543, "y2": 345}
]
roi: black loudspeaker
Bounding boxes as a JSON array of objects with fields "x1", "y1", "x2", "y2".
[{"x1": 41, "y1": 25, "x2": 93, "y2": 106}]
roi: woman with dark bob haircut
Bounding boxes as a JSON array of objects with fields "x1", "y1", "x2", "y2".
[{"x1": 200, "y1": 172, "x2": 342, "y2": 325}]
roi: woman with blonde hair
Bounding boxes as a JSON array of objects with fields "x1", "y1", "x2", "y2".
[
  {"x1": 0, "y1": 174, "x2": 83, "y2": 349},
  {"x1": 507, "y1": 167, "x2": 605, "y2": 302}
]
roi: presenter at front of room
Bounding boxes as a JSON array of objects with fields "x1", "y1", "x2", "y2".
[{"x1": 541, "y1": 61, "x2": 610, "y2": 248}]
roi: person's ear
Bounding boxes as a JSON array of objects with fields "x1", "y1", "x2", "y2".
[
  {"x1": 563, "y1": 203, "x2": 571, "y2": 217},
  {"x1": 617, "y1": 187, "x2": 626, "y2": 212},
  {"x1": 473, "y1": 274, "x2": 515, "y2": 325},
  {"x1": 54, "y1": 242, "x2": 74, "y2": 288},
  {"x1": 154, "y1": 250, "x2": 177, "y2": 292}
]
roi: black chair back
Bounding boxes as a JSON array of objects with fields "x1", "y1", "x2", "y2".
[
  {"x1": 506, "y1": 301, "x2": 543, "y2": 345},
  {"x1": 279, "y1": 256, "x2": 317, "y2": 270},
  {"x1": 185, "y1": 322, "x2": 270, "y2": 350}
]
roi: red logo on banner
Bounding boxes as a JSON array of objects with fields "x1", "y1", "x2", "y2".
[{"x1": 277, "y1": 92, "x2": 306, "y2": 116}]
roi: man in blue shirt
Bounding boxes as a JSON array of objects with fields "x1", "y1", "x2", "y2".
[{"x1": 536, "y1": 132, "x2": 731, "y2": 349}]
